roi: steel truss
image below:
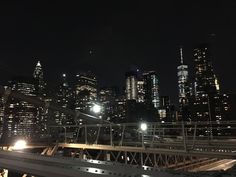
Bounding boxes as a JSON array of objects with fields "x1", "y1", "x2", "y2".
[{"x1": 71, "y1": 148, "x2": 200, "y2": 169}]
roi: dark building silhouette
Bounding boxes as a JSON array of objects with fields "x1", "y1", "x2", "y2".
[
  {"x1": 75, "y1": 71, "x2": 97, "y2": 113},
  {"x1": 0, "y1": 88, "x2": 7, "y2": 140},
  {"x1": 227, "y1": 93, "x2": 236, "y2": 121},
  {"x1": 137, "y1": 79, "x2": 145, "y2": 103},
  {"x1": 99, "y1": 86, "x2": 122, "y2": 122},
  {"x1": 125, "y1": 70, "x2": 160, "y2": 123},
  {"x1": 33, "y1": 61, "x2": 48, "y2": 136},
  {"x1": 33, "y1": 61, "x2": 46, "y2": 97},
  {"x1": 177, "y1": 47, "x2": 190, "y2": 121},
  {"x1": 159, "y1": 96, "x2": 177, "y2": 123},
  {"x1": 125, "y1": 71, "x2": 138, "y2": 101},
  {"x1": 3, "y1": 77, "x2": 39, "y2": 140},
  {"x1": 143, "y1": 71, "x2": 160, "y2": 109},
  {"x1": 55, "y1": 74, "x2": 74, "y2": 126},
  {"x1": 190, "y1": 44, "x2": 223, "y2": 136}
]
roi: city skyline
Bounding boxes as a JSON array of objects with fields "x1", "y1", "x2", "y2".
[
  {"x1": 0, "y1": 43, "x2": 233, "y2": 104},
  {"x1": 1, "y1": 2, "x2": 236, "y2": 176},
  {"x1": 1, "y1": 1, "x2": 236, "y2": 101}
]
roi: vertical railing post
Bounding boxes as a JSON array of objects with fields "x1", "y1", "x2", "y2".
[
  {"x1": 151, "y1": 124, "x2": 156, "y2": 147},
  {"x1": 140, "y1": 152, "x2": 143, "y2": 166},
  {"x1": 64, "y1": 126, "x2": 67, "y2": 143},
  {"x1": 95, "y1": 126, "x2": 101, "y2": 144},
  {"x1": 192, "y1": 123, "x2": 197, "y2": 150},
  {"x1": 75, "y1": 127, "x2": 80, "y2": 143},
  {"x1": 125, "y1": 151, "x2": 127, "y2": 164},
  {"x1": 142, "y1": 132, "x2": 144, "y2": 148},
  {"x1": 182, "y1": 121, "x2": 187, "y2": 151},
  {"x1": 79, "y1": 149, "x2": 83, "y2": 160},
  {"x1": 207, "y1": 95, "x2": 213, "y2": 141},
  {"x1": 85, "y1": 125, "x2": 88, "y2": 144},
  {"x1": 154, "y1": 154, "x2": 157, "y2": 168},
  {"x1": 110, "y1": 124, "x2": 113, "y2": 146},
  {"x1": 119, "y1": 124, "x2": 125, "y2": 146}
]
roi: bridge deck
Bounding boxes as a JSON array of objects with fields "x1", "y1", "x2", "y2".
[{"x1": 0, "y1": 150, "x2": 166, "y2": 177}]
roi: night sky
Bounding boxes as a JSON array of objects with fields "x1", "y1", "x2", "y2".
[{"x1": 0, "y1": 1, "x2": 236, "y2": 102}]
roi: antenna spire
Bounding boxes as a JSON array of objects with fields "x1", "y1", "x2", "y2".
[{"x1": 180, "y1": 47, "x2": 184, "y2": 64}]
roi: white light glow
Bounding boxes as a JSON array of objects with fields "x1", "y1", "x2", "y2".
[
  {"x1": 140, "y1": 122, "x2": 148, "y2": 131},
  {"x1": 13, "y1": 140, "x2": 27, "y2": 150},
  {"x1": 92, "y1": 104, "x2": 101, "y2": 114}
]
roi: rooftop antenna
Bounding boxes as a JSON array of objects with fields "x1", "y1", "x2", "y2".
[{"x1": 180, "y1": 47, "x2": 184, "y2": 64}]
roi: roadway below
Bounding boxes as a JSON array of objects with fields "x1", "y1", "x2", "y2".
[{"x1": 190, "y1": 159, "x2": 236, "y2": 172}]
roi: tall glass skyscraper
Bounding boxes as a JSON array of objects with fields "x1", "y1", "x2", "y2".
[
  {"x1": 33, "y1": 61, "x2": 48, "y2": 136},
  {"x1": 99, "y1": 87, "x2": 119, "y2": 121},
  {"x1": 55, "y1": 74, "x2": 74, "y2": 125},
  {"x1": 143, "y1": 71, "x2": 160, "y2": 109},
  {"x1": 125, "y1": 71, "x2": 138, "y2": 101},
  {"x1": 194, "y1": 44, "x2": 219, "y2": 96},
  {"x1": 177, "y1": 47, "x2": 189, "y2": 107},
  {"x1": 137, "y1": 80, "x2": 145, "y2": 103},
  {"x1": 33, "y1": 61, "x2": 45, "y2": 96},
  {"x1": 75, "y1": 72, "x2": 97, "y2": 113},
  {"x1": 0, "y1": 92, "x2": 6, "y2": 140},
  {"x1": 4, "y1": 77, "x2": 38, "y2": 139},
  {"x1": 192, "y1": 44, "x2": 222, "y2": 135}
]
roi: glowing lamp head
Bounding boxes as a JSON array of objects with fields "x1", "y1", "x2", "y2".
[
  {"x1": 92, "y1": 104, "x2": 102, "y2": 114},
  {"x1": 13, "y1": 140, "x2": 27, "y2": 150},
  {"x1": 140, "y1": 122, "x2": 148, "y2": 132}
]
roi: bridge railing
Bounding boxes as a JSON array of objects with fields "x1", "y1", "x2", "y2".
[{"x1": 49, "y1": 121, "x2": 236, "y2": 153}]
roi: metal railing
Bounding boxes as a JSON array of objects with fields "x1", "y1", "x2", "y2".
[{"x1": 49, "y1": 121, "x2": 236, "y2": 155}]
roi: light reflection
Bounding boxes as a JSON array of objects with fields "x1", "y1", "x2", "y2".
[{"x1": 12, "y1": 140, "x2": 27, "y2": 150}]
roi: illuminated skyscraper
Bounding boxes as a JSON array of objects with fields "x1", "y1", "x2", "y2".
[
  {"x1": 99, "y1": 87, "x2": 119, "y2": 121},
  {"x1": 125, "y1": 71, "x2": 137, "y2": 101},
  {"x1": 177, "y1": 47, "x2": 189, "y2": 108},
  {"x1": 0, "y1": 94, "x2": 5, "y2": 140},
  {"x1": 158, "y1": 96, "x2": 176, "y2": 122},
  {"x1": 143, "y1": 71, "x2": 160, "y2": 109},
  {"x1": 55, "y1": 74, "x2": 74, "y2": 125},
  {"x1": 4, "y1": 77, "x2": 38, "y2": 139},
  {"x1": 192, "y1": 44, "x2": 222, "y2": 135},
  {"x1": 33, "y1": 61, "x2": 48, "y2": 136},
  {"x1": 158, "y1": 96, "x2": 170, "y2": 122},
  {"x1": 33, "y1": 61, "x2": 45, "y2": 96},
  {"x1": 194, "y1": 44, "x2": 220, "y2": 96},
  {"x1": 75, "y1": 72, "x2": 97, "y2": 113},
  {"x1": 137, "y1": 80, "x2": 145, "y2": 103},
  {"x1": 114, "y1": 94, "x2": 126, "y2": 123}
]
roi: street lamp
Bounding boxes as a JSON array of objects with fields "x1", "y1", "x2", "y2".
[
  {"x1": 12, "y1": 140, "x2": 27, "y2": 150},
  {"x1": 140, "y1": 122, "x2": 148, "y2": 132},
  {"x1": 91, "y1": 104, "x2": 102, "y2": 114},
  {"x1": 139, "y1": 122, "x2": 148, "y2": 147}
]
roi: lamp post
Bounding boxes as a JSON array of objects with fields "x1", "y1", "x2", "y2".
[
  {"x1": 12, "y1": 140, "x2": 27, "y2": 150},
  {"x1": 140, "y1": 122, "x2": 148, "y2": 132},
  {"x1": 207, "y1": 95, "x2": 213, "y2": 140},
  {"x1": 91, "y1": 104, "x2": 102, "y2": 114},
  {"x1": 139, "y1": 122, "x2": 148, "y2": 147}
]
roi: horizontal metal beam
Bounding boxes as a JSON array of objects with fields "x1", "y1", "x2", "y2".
[
  {"x1": 0, "y1": 150, "x2": 164, "y2": 177},
  {"x1": 58, "y1": 143, "x2": 236, "y2": 159}
]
